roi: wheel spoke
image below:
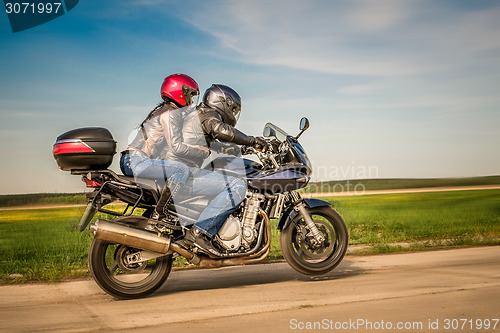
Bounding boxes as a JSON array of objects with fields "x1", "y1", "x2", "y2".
[
  {"x1": 109, "y1": 258, "x2": 120, "y2": 274},
  {"x1": 296, "y1": 247, "x2": 306, "y2": 259}
]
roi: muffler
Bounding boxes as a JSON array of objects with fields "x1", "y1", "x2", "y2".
[
  {"x1": 89, "y1": 219, "x2": 172, "y2": 254},
  {"x1": 89, "y1": 212, "x2": 271, "y2": 268}
]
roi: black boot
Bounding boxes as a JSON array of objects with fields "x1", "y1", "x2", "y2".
[
  {"x1": 153, "y1": 179, "x2": 182, "y2": 221},
  {"x1": 184, "y1": 228, "x2": 218, "y2": 255}
]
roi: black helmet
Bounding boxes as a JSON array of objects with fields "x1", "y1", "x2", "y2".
[{"x1": 202, "y1": 84, "x2": 241, "y2": 126}]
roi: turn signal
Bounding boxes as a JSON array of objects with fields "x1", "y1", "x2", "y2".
[{"x1": 83, "y1": 176, "x2": 101, "y2": 188}]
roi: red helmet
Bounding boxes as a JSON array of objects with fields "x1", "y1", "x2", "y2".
[{"x1": 160, "y1": 74, "x2": 199, "y2": 107}]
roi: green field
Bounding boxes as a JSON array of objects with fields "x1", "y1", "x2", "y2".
[
  {"x1": 0, "y1": 193, "x2": 86, "y2": 208},
  {"x1": 1, "y1": 189, "x2": 499, "y2": 283},
  {"x1": 304, "y1": 175, "x2": 500, "y2": 192},
  {"x1": 330, "y1": 189, "x2": 500, "y2": 245},
  {"x1": 1, "y1": 175, "x2": 499, "y2": 208},
  {"x1": 0, "y1": 207, "x2": 92, "y2": 282}
]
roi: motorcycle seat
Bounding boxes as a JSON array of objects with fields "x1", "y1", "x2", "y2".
[
  {"x1": 114, "y1": 174, "x2": 162, "y2": 191},
  {"x1": 88, "y1": 169, "x2": 161, "y2": 191}
]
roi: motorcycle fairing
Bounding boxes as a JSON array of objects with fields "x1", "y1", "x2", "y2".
[
  {"x1": 208, "y1": 157, "x2": 310, "y2": 192},
  {"x1": 276, "y1": 198, "x2": 331, "y2": 231},
  {"x1": 204, "y1": 157, "x2": 261, "y2": 178},
  {"x1": 247, "y1": 169, "x2": 310, "y2": 192},
  {"x1": 287, "y1": 139, "x2": 312, "y2": 176}
]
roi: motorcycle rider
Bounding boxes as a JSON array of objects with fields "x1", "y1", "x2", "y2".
[
  {"x1": 120, "y1": 74, "x2": 208, "y2": 220},
  {"x1": 164, "y1": 84, "x2": 268, "y2": 253}
]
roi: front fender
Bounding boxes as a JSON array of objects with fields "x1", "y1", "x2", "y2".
[
  {"x1": 277, "y1": 198, "x2": 331, "y2": 231},
  {"x1": 303, "y1": 198, "x2": 332, "y2": 208}
]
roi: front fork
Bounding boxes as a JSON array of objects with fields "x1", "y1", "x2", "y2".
[{"x1": 288, "y1": 191, "x2": 325, "y2": 245}]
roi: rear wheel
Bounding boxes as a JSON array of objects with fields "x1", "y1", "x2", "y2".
[
  {"x1": 280, "y1": 206, "x2": 348, "y2": 275},
  {"x1": 88, "y1": 238, "x2": 172, "y2": 299}
]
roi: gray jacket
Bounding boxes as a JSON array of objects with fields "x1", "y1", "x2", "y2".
[
  {"x1": 164, "y1": 103, "x2": 256, "y2": 168},
  {"x1": 127, "y1": 103, "x2": 209, "y2": 162}
]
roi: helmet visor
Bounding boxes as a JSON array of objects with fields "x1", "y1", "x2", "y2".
[
  {"x1": 183, "y1": 84, "x2": 200, "y2": 106},
  {"x1": 190, "y1": 92, "x2": 200, "y2": 106},
  {"x1": 233, "y1": 105, "x2": 241, "y2": 124}
]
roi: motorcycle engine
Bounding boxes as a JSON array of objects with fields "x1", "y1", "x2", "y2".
[
  {"x1": 216, "y1": 215, "x2": 241, "y2": 251},
  {"x1": 215, "y1": 191, "x2": 264, "y2": 253}
]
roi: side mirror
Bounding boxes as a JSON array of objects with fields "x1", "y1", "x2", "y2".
[
  {"x1": 295, "y1": 117, "x2": 309, "y2": 140},
  {"x1": 299, "y1": 117, "x2": 309, "y2": 131}
]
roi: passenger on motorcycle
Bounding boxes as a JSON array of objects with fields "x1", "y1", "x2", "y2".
[{"x1": 119, "y1": 73, "x2": 207, "y2": 220}]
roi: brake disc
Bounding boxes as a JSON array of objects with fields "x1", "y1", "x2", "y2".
[
  {"x1": 299, "y1": 219, "x2": 335, "y2": 259},
  {"x1": 115, "y1": 245, "x2": 147, "y2": 273}
]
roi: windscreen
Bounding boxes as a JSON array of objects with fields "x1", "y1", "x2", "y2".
[{"x1": 263, "y1": 122, "x2": 289, "y2": 142}]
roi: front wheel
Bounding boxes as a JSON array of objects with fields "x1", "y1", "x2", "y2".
[
  {"x1": 88, "y1": 238, "x2": 172, "y2": 299},
  {"x1": 280, "y1": 206, "x2": 348, "y2": 275}
]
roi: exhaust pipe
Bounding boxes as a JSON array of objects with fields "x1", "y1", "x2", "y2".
[
  {"x1": 89, "y1": 219, "x2": 199, "y2": 263},
  {"x1": 89, "y1": 219, "x2": 172, "y2": 254},
  {"x1": 89, "y1": 211, "x2": 271, "y2": 268}
]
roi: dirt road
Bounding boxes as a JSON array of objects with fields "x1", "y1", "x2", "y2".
[{"x1": 1, "y1": 246, "x2": 498, "y2": 333}]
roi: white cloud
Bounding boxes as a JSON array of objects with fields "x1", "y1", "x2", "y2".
[
  {"x1": 338, "y1": 84, "x2": 381, "y2": 95},
  {"x1": 179, "y1": 0, "x2": 500, "y2": 77},
  {"x1": 347, "y1": 0, "x2": 413, "y2": 32}
]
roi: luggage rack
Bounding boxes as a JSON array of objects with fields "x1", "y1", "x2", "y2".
[
  {"x1": 72, "y1": 169, "x2": 158, "y2": 218},
  {"x1": 95, "y1": 181, "x2": 145, "y2": 217}
]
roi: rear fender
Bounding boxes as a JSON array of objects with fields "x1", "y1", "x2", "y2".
[{"x1": 277, "y1": 198, "x2": 331, "y2": 231}]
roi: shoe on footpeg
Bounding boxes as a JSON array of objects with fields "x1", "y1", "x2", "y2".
[{"x1": 184, "y1": 228, "x2": 218, "y2": 255}]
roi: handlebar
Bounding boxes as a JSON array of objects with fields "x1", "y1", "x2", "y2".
[{"x1": 243, "y1": 138, "x2": 286, "y2": 170}]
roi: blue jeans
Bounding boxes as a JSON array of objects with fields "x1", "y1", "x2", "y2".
[
  {"x1": 188, "y1": 168, "x2": 247, "y2": 238},
  {"x1": 120, "y1": 154, "x2": 190, "y2": 184},
  {"x1": 120, "y1": 154, "x2": 247, "y2": 238}
]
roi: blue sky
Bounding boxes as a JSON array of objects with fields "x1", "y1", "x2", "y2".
[{"x1": 1, "y1": 0, "x2": 499, "y2": 194}]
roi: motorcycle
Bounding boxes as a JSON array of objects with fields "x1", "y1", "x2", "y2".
[{"x1": 53, "y1": 117, "x2": 348, "y2": 299}]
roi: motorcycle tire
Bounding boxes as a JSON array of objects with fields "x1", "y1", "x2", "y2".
[
  {"x1": 88, "y1": 238, "x2": 172, "y2": 299},
  {"x1": 280, "y1": 206, "x2": 348, "y2": 276}
]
